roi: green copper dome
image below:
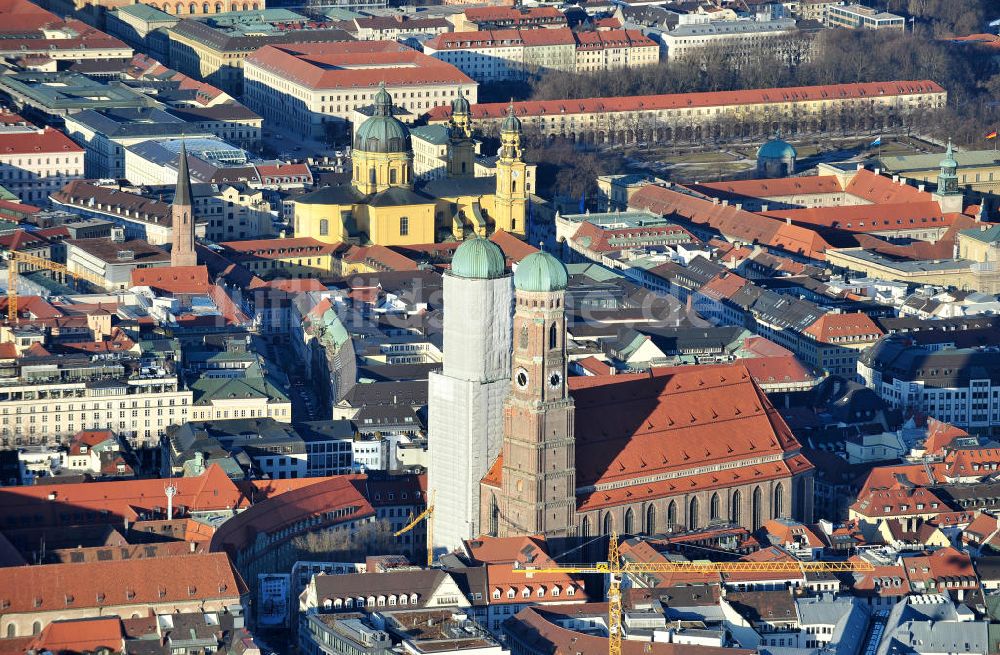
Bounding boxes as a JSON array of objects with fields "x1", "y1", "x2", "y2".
[
  {"x1": 501, "y1": 101, "x2": 521, "y2": 133},
  {"x1": 757, "y1": 137, "x2": 796, "y2": 160},
  {"x1": 940, "y1": 140, "x2": 958, "y2": 169},
  {"x1": 514, "y1": 250, "x2": 567, "y2": 292},
  {"x1": 450, "y1": 236, "x2": 506, "y2": 279},
  {"x1": 451, "y1": 89, "x2": 471, "y2": 115},
  {"x1": 353, "y1": 84, "x2": 411, "y2": 154}
]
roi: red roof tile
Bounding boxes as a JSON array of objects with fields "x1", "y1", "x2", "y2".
[
  {"x1": 246, "y1": 41, "x2": 474, "y2": 90},
  {"x1": 630, "y1": 184, "x2": 830, "y2": 259},
  {"x1": 0, "y1": 552, "x2": 244, "y2": 616},
  {"x1": 687, "y1": 176, "x2": 844, "y2": 199},
  {"x1": 131, "y1": 265, "x2": 211, "y2": 294},
  {"x1": 0, "y1": 127, "x2": 83, "y2": 155},
  {"x1": 426, "y1": 81, "x2": 945, "y2": 122},
  {"x1": 28, "y1": 617, "x2": 124, "y2": 654},
  {"x1": 802, "y1": 312, "x2": 883, "y2": 343}
]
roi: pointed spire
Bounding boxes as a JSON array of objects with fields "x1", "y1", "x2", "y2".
[{"x1": 174, "y1": 141, "x2": 192, "y2": 207}]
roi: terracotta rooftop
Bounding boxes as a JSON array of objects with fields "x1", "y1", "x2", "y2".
[
  {"x1": 0, "y1": 127, "x2": 83, "y2": 156},
  {"x1": 246, "y1": 41, "x2": 475, "y2": 90},
  {"x1": 802, "y1": 312, "x2": 883, "y2": 343},
  {"x1": 131, "y1": 265, "x2": 211, "y2": 293},
  {"x1": 27, "y1": 617, "x2": 124, "y2": 655},
  {"x1": 0, "y1": 552, "x2": 245, "y2": 616},
  {"x1": 630, "y1": 184, "x2": 830, "y2": 259},
  {"x1": 474, "y1": 362, "x2": 815, "y2": 512},
  {"x1": 427, "y1": 80, "x2": 945, "y2": 122}
]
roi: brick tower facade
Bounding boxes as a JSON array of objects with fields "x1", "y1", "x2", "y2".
[
  {"x1": 171, "y1": 142, "x2": 197, "y2": 268},
  {"x1": 492, "y1": 253, "x2": 576, "y2": 538}
]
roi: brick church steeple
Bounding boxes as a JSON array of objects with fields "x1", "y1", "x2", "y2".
[
  {"x1": 171, "y1": 142, "x2": 197, "y2": 268},
  {"x1": 493, "y1": 249, "x2": 576, "y2": 538}
]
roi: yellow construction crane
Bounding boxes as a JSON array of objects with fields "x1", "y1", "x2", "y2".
[
  {"x1": 515, "y1": 530, "x2": 875, "y2": 655},
  {"x1": 394, "y1": 489, "x2": 434, "y2": 568},
  {"x1": 5, "y1": 251, "x2": 104, "y2": 322}
]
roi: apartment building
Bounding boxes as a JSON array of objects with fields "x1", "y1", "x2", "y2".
[
  {"x1": 424, "y1": 28, "x2": 657, "y2": 81},
  {"x1": 0, "y1": 128, "x2": 84, "y2": 205},
  {"x1": 243, "y1": 41, "x2": 476, "y2": 139},
  {"x1": 0, "y1": 346, "x2": 191, "y2": 448}
]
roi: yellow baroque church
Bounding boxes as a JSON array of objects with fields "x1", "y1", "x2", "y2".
[{"x1": 294, "y1": 85, "x2": 529, "y2": 247}]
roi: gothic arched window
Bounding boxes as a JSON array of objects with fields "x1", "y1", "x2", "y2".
[
  {"x1": 752, "y1": 486, "x2": 763, "y2": 530},
  {"x1": 689, "y1": 497, "x2": 699, "y2": 530},
  {"x1": 549, "y1": 323, "x2": 557, "y2": 350},
  {"x1": 519, "y1": 325, "x2": 528, "y2": 350},
  {"x1": 319, "y1": 219, "x2": 329, "y2": 236},
  {"x1": 773, "y1": 483, "x2": 784, "y2": 519},
  {"x1": 645, "y1": 505, "x2": 655, "y2": 534},
  {"x1": 624, "y1": 508, "x2": 634, "y2": 534}
]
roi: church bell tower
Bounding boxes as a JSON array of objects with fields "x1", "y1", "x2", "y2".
[
  {"x1": 171, "y1": 142, "x2": 197, "y2": 268},
  {"x1": 495, "y1": 249, "x2": 576, "y2": 538},
  {"x1": 494, "y1": 101, "x2": 528, "y2": 237}
]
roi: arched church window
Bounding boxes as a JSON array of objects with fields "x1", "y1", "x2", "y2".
[
  {"x1": 773, "y1": 483, "x2": 784, "y2": 519},
  {"x1": 752, "y1": 486, "x2": 763, "y2": 530},
  {"x1": 624, "y1": 508, "x2": 634, "y2": 534},
  {"x1": 667, "y1": 501, "x2": 676, "y2": 529},
  {"x1": 319, "y1": 219, "x2": 329, "y2": 236},
  {"x1": 710, "y1": 492, "x2": 720, "y2": 521},
  {"x1": 689, "y1": 497, "x2": 699, "y2": 530},
  {"x1": 549, "y1": 323, "x2": 557, "y2": 350},
  {"x1": 512, "y1": 180, "x2": 517, "y2": 193},
  {"x1": 731, "y1": 490, "x2": 742, "y2": 525},
  {"x1": 519, "y1": 325, "x2": 528, "y2": 350},
  {"x1": 645, "y1": 505, "x2": 655, "y2": 534},
  {"x1": 390, "y1": 168, "x2": 397, "y2": 185}
]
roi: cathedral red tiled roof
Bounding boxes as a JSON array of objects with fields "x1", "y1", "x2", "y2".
[{"x1": 569, "y1": 364, "x2": 812, "y2": 511}]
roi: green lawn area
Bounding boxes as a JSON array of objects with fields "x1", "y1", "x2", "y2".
[{"x1": 660, "y1": 151, "x2": 741, "y2": 164}]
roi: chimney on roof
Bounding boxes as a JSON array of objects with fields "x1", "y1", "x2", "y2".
[
  {"x1": 711, "y1": 197, "x2": 719, "y2": 205},
  {"x1": 874, "y1": 168, "x2": 881, "y2": 176},
  {"x1": 761, "y1": 204, "x2": 768, "y2": 212},
  {"x1": 735, "y1": 203, "x2": 742, "y2": 211},
  {"x1": 918, "y1": 184, "x2": 925, "y2": 192},
  {"x1": 856, "y1": 163, "x2": 863, "y2": 171},
  {"x1": 892, "y1": 174, "x2": 899, "y2": 183},
  {"x1": 786, "y1": 218, "x2": 792, "y2": 225}
]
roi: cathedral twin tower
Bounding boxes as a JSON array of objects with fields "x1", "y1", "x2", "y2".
[{"x1": 428, "y1": 238, "x2": 575, "y2": 552}]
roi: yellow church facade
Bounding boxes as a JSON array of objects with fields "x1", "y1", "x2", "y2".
[{"x1": 294, "y1": 86, "x2": 528, "y2": 248}]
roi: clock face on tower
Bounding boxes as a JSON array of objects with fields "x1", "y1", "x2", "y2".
[
  {"x1": 548, "y1": 371, "x2": 562, "y2": 389},
  {"x1": 515, "y1": 368, "x2": 529, "y2": 389}
]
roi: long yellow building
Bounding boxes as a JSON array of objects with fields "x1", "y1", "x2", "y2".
[{"x1": 294, "y1": 86, "x2": 528, "y2": 247}]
